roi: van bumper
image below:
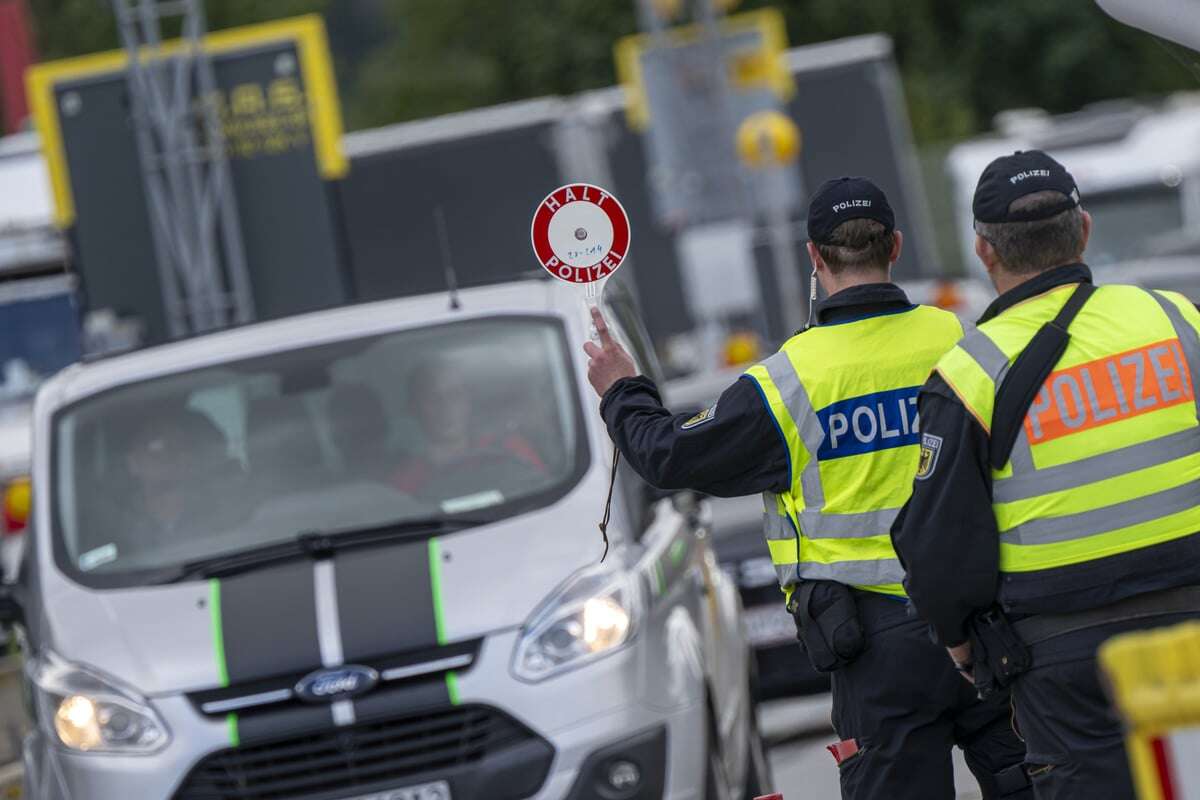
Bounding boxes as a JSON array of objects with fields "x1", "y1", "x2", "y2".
[{"x1": 24, "y1": 627, "x2": 713, "y2": 800}]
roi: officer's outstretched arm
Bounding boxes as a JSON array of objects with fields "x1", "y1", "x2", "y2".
[
  {"x1": 599, "y1": 374, "x2": 790, "y2": 497},
  {"x1": 584, "y1": 308, "x2": 789, "y2": 497}
]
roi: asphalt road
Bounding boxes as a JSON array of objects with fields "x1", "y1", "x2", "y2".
[{"x1": 761, "y1": 695, "x2": 984, "y2": 799}]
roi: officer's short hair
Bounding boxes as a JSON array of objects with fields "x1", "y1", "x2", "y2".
[
  {"x1": 974, "y1": 190, "x2": 1086, "y2": 274},
  {"x1": 815, "y1": 219, "x2": 893, "y2": 273}
]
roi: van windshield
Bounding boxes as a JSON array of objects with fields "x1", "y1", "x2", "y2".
[{"x1": 52, "y1": 316, "x2": 587, "y2": 586}]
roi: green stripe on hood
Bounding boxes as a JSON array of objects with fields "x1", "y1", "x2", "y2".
[
  {"x1": 428, "y1": 538, "x2": 448, "y2": 645},
  {"x1": 209, "y1": 579, "x2": 229, "y2": 688}
]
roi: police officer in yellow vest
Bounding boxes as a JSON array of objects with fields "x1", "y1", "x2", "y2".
[
  {"x1": 892, "y1": 151, "x2": 1200, "y2": 799},
  {"x1": 585, "y1": 177, "x2": 1030, "y2": 800}
]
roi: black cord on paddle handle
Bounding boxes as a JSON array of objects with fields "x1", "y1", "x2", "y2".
[{"x1": 598, "y1": 448, "x2": 620, "y2": 562}]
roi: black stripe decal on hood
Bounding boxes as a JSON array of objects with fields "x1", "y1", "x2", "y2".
[
  {"x1": 354, "y1": 678, "x2": 450, "y2": 724},
  {"x1": 220, "y1": 560, "x2": 321, "y2": 684},
  {"x1": 236, "y1": 704, "x2": 334, "y2": 746},
  {"x1": 336, "y1": 540, "x2": 441, "y2": 661}
]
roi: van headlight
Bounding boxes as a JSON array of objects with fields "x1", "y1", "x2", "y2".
[
  {"x1": 511, "y1": 566, "x2": 643, "y2": 682},
  {"x1": 30, "y1": 653, "x2": 169, "y2": 754}
]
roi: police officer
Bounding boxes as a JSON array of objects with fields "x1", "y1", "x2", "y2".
[
  {"x1": 891, "y1": 150, "x2": 1200, "y2": 798},
  {"x1": 584, "y1": 177, "x2": 1030, "y2": 800}
]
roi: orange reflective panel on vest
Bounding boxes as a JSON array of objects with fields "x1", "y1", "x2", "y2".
[{"x1": 1026, "y1": 338, "x2": 1195, "y2": 445}]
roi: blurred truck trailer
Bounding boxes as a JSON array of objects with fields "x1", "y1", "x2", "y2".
[
  {"x1": 947, "y1": 96, "x2": 1200, "y2": 298},
  {"x1": 338, "y1": 33, "x2": 952, "y2": 374}
]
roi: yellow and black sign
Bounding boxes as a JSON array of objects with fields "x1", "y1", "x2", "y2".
[
  {"x1": 26, "y1": 14, "x2": 346, "y2": 228},
  {"x1": 23, "y1": 15, "x2": 350, "y2": 346}
]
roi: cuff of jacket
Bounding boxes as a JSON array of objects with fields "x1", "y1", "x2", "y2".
[{"x1": 599, "y1": 375, "x2": 656, "y2": 427}]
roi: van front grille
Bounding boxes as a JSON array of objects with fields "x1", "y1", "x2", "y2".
[{"x1": 173, "y1": 704, "x2": 547, "y2": 800}]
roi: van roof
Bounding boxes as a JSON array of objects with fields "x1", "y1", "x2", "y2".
[{"x1": 38, "y1": 277, "x2": 579, "y2": 410}]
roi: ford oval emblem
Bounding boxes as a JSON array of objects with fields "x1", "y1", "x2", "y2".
[{"x1": 295, "y1": 665, "x2": 379, "y2": 703}]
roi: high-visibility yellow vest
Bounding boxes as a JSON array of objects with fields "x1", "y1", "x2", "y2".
[
  {"x1": 935, "y1": 283, "x2": 1200, "y2": 583},
  {"x1": 744, "y1": 305, "x2": 964, "y2": 599}
]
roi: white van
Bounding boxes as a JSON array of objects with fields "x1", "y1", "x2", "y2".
[{"x1": 5, "y1": 278, "x2": 770, "y2": 800}]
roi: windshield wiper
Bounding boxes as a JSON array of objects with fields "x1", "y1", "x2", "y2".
[{"x1": 157, "y1": 517, "x2": 487, "y2": 584}]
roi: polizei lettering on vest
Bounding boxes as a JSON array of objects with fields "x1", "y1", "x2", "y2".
[
  {"x1": 816, "y1": 386, "x2": 922, "y2": 460},
  {"x1": 1025, "y1": 338, "x2": 1194, "y2": 443}
]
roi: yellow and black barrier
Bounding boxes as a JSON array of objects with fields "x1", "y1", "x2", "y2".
[{"x1": 1100, "y1": 621, "x2": 1200, "y2": 799}]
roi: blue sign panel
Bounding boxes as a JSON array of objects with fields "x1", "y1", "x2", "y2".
[{"x1": 816, "y1": 386, "x2": 921, "y2": 460}]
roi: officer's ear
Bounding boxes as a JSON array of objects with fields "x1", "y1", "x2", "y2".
[
  {"x1": 806, "y1": 241, "x2": 825, "y2": 273},
  {"x1": 889, "y1": 230, "x2": 904, "y2": 265},
  {"x1": 975, "y1": 233, "x2": 1000, "y2": 272},
  {"x1": 1079, "y1": 209, "x2": 1093, "y2": 256}
]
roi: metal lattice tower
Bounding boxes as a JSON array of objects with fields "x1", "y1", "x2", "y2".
[{"x1": 111, "y1": 0, "x2": 254, "y2": 338}]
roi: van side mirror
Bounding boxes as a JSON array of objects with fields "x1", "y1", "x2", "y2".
[{"x1": 670, "y1": 490, "x2": 707, "y2": 528}]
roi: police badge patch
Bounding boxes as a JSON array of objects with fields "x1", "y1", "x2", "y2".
[
  {"x1": 681, "y1": 403, "x2": 718, "y2": 430},
  {"x1": 915, "y1": 433, "x2": 942, "y2": 480}
]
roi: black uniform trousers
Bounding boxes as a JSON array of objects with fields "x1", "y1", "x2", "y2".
[
  {"x1": 831, "y1": 592, "x2": 1031, "y2": 800},
  {"x1": 1011, "y1": 611, "x2": 1200, "y2": 800}
]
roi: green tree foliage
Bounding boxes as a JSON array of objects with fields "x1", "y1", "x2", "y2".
[
  {"x1": 346, "y1": 0, "x2": 637, "y2": 129},
  {"x1": 26, "y1": 0, "x2": 328, "y2": 61},
  {"x1": 24, "y1": 0, "x2": 1200, "y2": 143}
]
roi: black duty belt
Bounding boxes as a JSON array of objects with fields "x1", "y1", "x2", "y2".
[{"x1": 1013, "y1": 585, "x2": 1200, "y2": 646}]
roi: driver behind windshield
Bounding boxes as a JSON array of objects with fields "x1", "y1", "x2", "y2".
[
  {"x1": 391, "y1": 358, "x2": 545, "y2": 496},
  {"x1": 121, "y1": 406, "x2": 244, "y2": 548}
]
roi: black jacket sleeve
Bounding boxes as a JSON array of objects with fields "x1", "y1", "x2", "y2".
[
  {"x1": 890, "y1": 373, "x2": 1000, "y2": 646},
  {"x1": 599, "y1": 374, "x2": 790, "y2": 497}
]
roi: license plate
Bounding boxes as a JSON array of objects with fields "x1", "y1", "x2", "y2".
[
  {"x1": 743, "y1": 604, "x2": 796, "y2": 647},
  {"x1": 339, "y1": 781, "x2": 452, "y2": 800}
]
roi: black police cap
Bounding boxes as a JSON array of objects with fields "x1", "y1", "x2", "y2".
[
  {"x1": 807, "y1": 177, "x2": 895, "y2": 246},
  {"x1": 973, "y1": 150, "x2": 1080, "y2": 224}
]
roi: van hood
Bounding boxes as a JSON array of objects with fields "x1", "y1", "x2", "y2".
[{"x1": 44, "y1": 487, "x2": 612, "y2": 696}]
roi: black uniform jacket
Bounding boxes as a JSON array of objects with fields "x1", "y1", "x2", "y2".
[
  {"x1": 891, "y1": 263, "x2": 1200, "y2": 647},
  {"x1": 600, "y1": 283, "x2": 914, "y2": 498}
]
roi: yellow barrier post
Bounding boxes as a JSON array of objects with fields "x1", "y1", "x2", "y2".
[{"x1": 1100, "y1": 621, "x2": 1200, "y2": 798}]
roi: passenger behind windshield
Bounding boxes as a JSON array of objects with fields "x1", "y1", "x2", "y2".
[{"x1": 391, "y1": 358, "x2": 546, "y2": 499}]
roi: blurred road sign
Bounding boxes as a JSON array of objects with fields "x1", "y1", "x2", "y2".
[
  {"x1": 614, "y1": 9, "x2": 799, "y2": 228},
  {"x1": 25, "y1": 15, "x2": 349, "y2": 346},
  {"x1": 531, "y1": 184, "x2": 630, "y2": 284},
  {"x1": 615, "y1": 9, "x2": 792, "y2": 131}
]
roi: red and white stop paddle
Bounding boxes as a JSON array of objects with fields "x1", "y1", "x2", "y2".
[{"x1": 530, "y1": 183, "x2": 630, "y2": 310}]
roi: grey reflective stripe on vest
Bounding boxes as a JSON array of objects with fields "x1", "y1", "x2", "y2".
[
  {"x1": 1008, "y1": 427, "x2": 1035, "y2": 474},
  {"x1": 795, "y1": 558, "x2": 905, "y2": 586},
  {"x1": 762, "y1": 351, "x2": 826, "y2": 511},
  {"x1": 774, "y1": 562, "x2": 800, "y2": 587},
  {"x1": 958, "y1": 328, "x2": 1012, "y2": 386},
  {"x1": 1151, "y1": 291, "x2": 1200, "y2": 420},
  {"x1": 762, "y1": 350, "x2": 905, "y2": 541},
  {"x1": 762, "y1": 492, "x2": 793, "y2": 541},
  {"x1": 995, "y1": 426, "x2": 1200, "y2": 503},
  {"x1": 1001, "y1": 476, "x2": 1200, "y2": 545},
  {"x1": 798, "y1": 507, "x2": 901, "y2": 539}
]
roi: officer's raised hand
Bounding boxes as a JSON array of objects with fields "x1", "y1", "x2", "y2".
[{"x1": 583, "y1": 307, "x2": 636, "y2": 397}]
